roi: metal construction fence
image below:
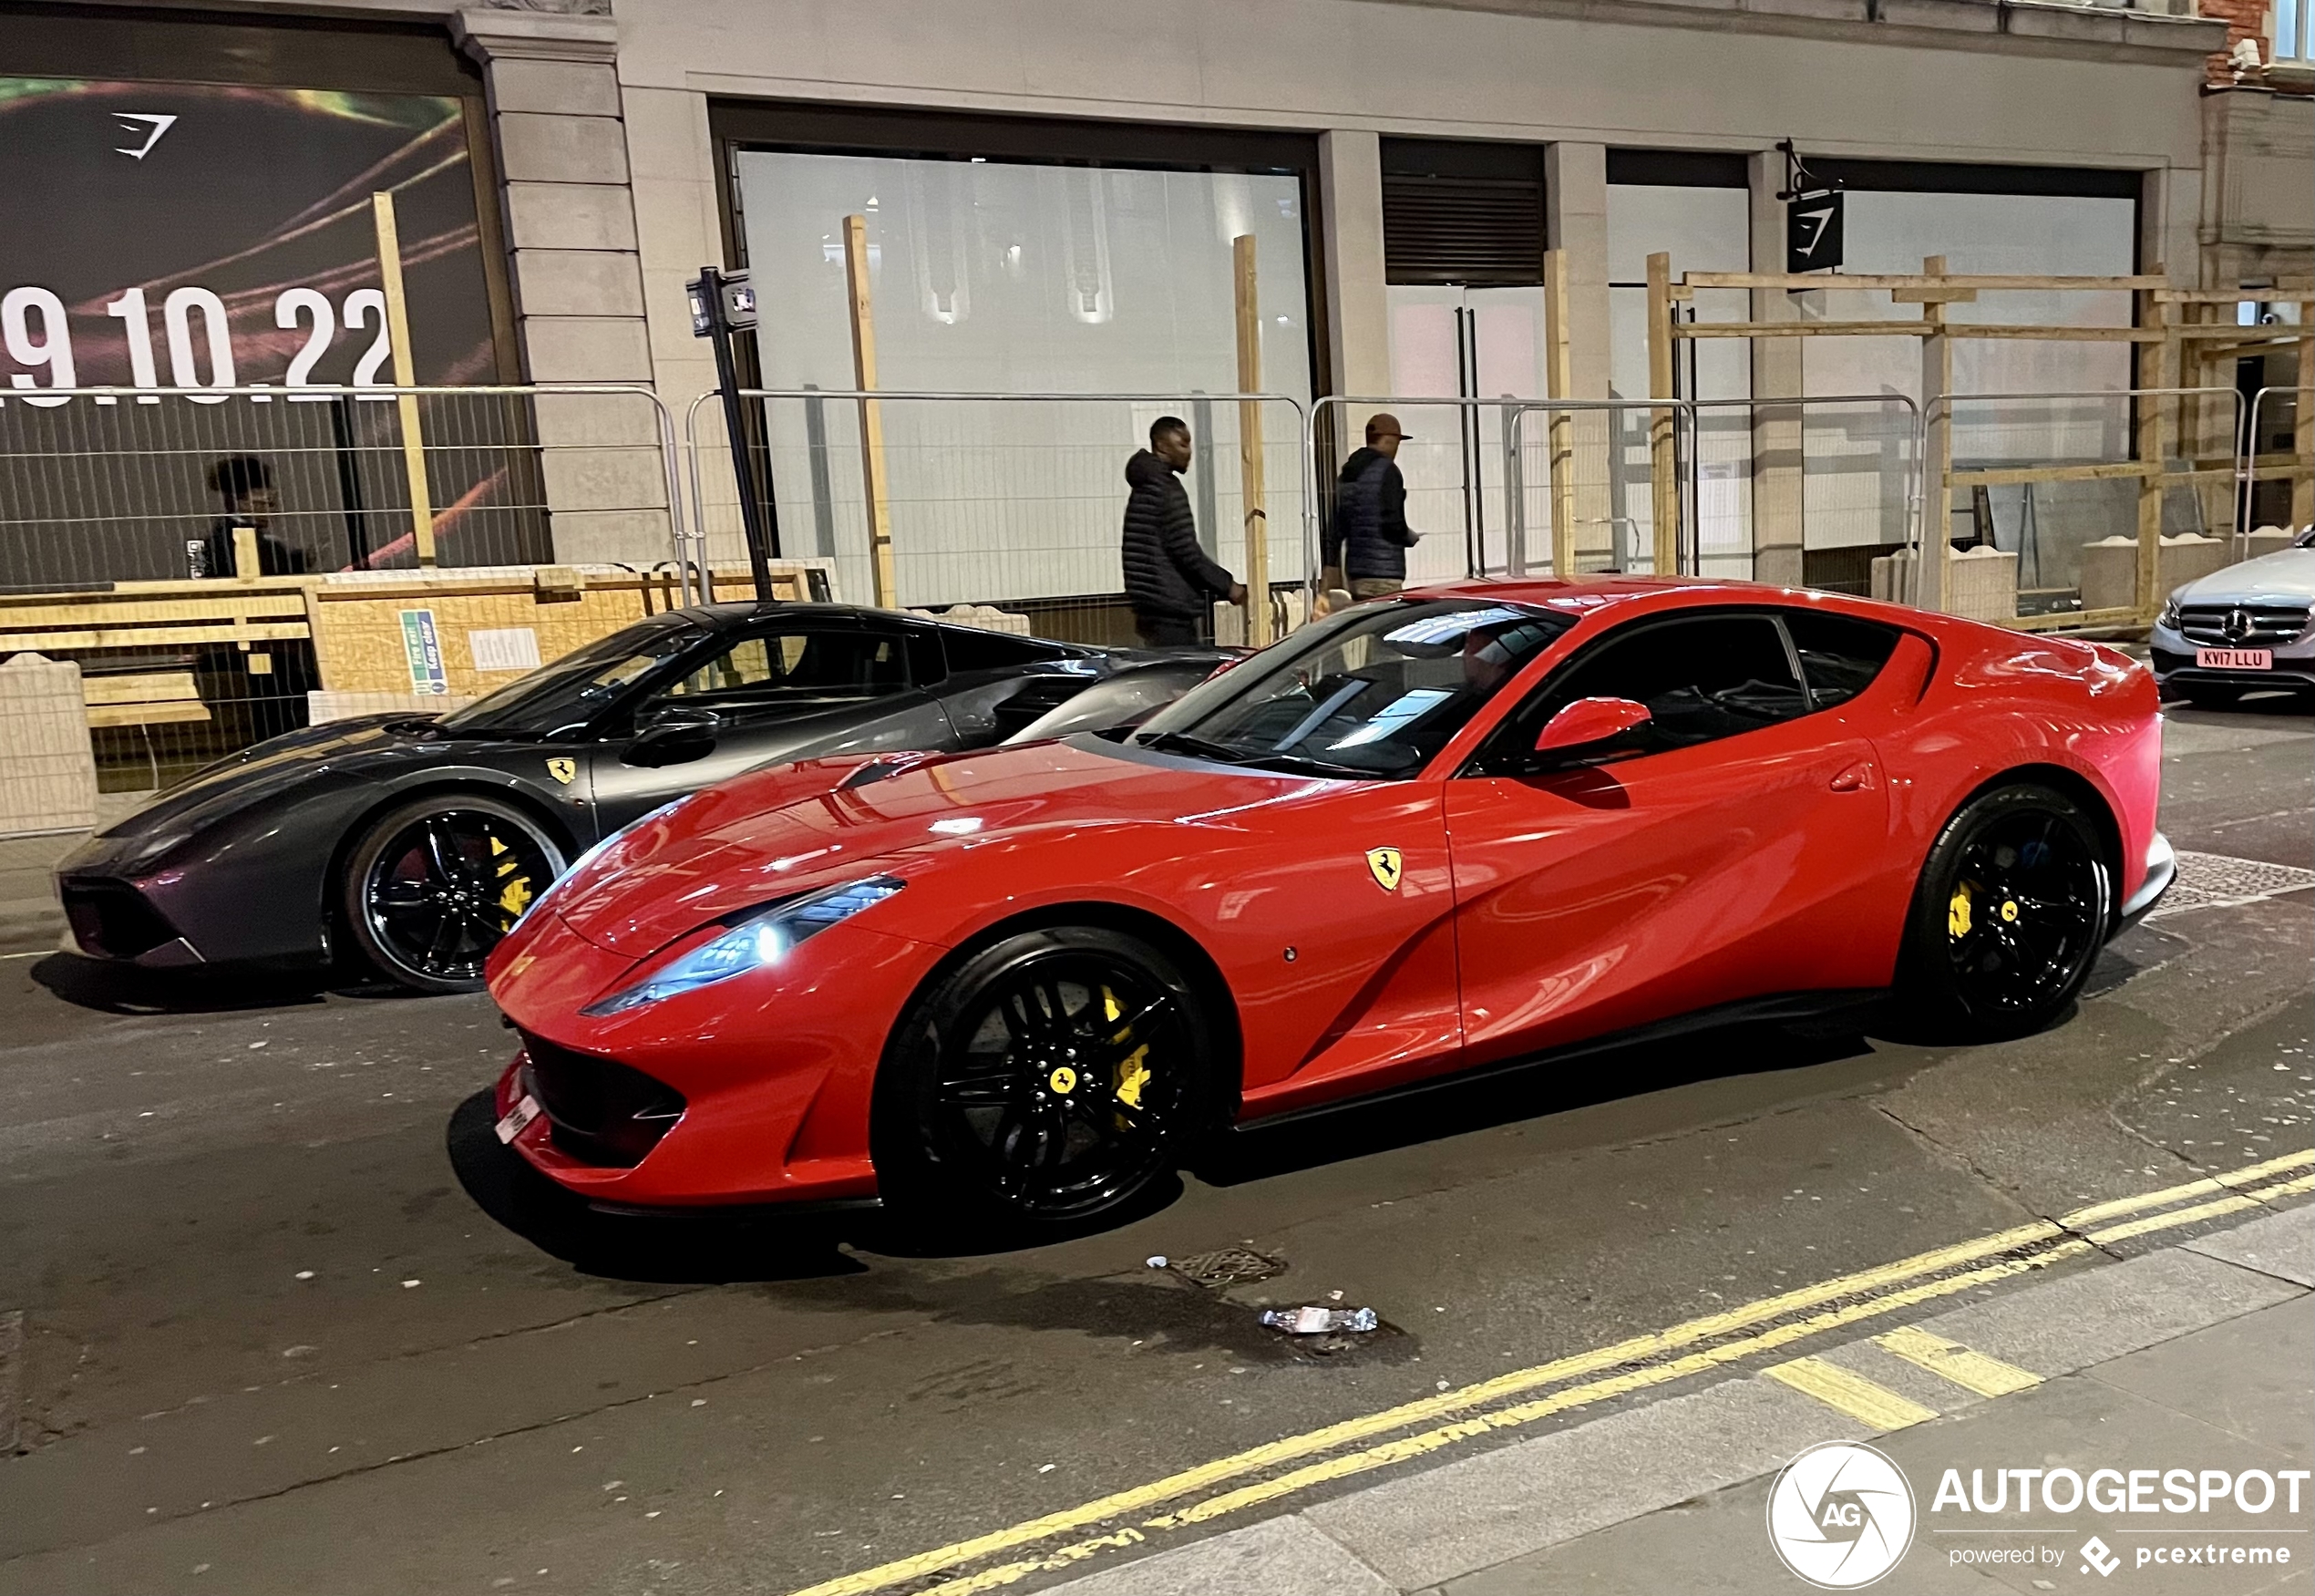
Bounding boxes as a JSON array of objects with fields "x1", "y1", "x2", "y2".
[
  {"x1": 1305, "y1": 393, "x2": 1921, "y2": 595},
  {"x1": 0, "y1": 383, "x2": 689, "y2": 590},
  {"x1": 685, "y1": 389, "x2": 1308, "y2": 645},
  {"x1": 0, "y1": 383, "x2": 691, "y2": 817},
  {"x1": 0, "y1": 369, "x2": 2309, "y2": 829},
  {"x1": 1913, "y1": 386, "x2": 2249, "y2": 623},
  {"x1": 2247, "y1": 383, "x2": 2313, "y2": 536}
]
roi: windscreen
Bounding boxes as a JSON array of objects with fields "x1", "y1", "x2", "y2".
[
  {"x1": 438, "y1": 615, "x2": 701, "y2": 739},
  {"x1": 1127, "y1": 598, "x2": 1571, "y2": 778}
]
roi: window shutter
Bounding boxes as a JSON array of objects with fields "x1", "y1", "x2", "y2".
[{"x1": 1382, "y1": 174, "x2": 1545, "y2": 287}]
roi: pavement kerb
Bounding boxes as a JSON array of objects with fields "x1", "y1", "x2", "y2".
[{"x1": 1004, "y1": 1200, "x2": 2315, "y2": 1596}]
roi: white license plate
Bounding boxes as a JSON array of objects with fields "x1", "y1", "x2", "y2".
[
  {"x1": 2197, "y1": 647, "x2": 2272, "y2": 670},
  {"x1": 494, "y1": 1093, "x2": 542, "y2": 1143}
]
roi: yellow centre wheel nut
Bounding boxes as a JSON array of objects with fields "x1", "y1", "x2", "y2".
[{"x1": 1047, "y1": 1066, "x2": 1077, "y2": 1094}]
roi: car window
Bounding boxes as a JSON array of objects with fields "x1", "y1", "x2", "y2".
[
  {"x1": 1002, "y1": 660, "x2": 1217, "y2": 744},
  {"x1": 1785, "y1": 611, "x2": 1900, "y2": 709},
  {"x1": 651, "y1": 627, "x2": 911, "y2": 710},
  {"x1": 1478, "y1": 612, "x2": 1807, "y2": 770},
  {"x1": 941, "y1": 626, "x2": 1057, "y2": 674},
  {"x1": 1129, "y1": 598, "x2": 1572, "y2": 778}
]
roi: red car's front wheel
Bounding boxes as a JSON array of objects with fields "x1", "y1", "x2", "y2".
[{"x1": 873, "y1": 926, "x2": 1216, "y2": 1232}]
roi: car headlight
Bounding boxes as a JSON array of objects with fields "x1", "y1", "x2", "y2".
[
  {"x1": 118, "y1": 824, "x2": 201, "y2": 872},
  {"x1": 579, "y1": 875, "x2": 904, "y2": 1016},
  {"x1": 2157, "y1": 596, "x2": 2182, "y2": 630}
]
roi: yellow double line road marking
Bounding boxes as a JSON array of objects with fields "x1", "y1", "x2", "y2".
[{"x1": 793, "y1": 1148, "x2": 2315, "y2": 1596}]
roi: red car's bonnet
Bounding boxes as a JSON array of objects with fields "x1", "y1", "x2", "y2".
[{"x1": 547, "y1": 737, "x2": 1306, "y2": 958}]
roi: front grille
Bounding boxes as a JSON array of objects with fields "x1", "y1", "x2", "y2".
[
  {"x1": 58, "y1": 877, "x2": 178, "y2": 960},
  {"x1": 2176, "y1": 602, "x2": 2311, "y2": 647},
  {"x1": 519, "y1": 1032, "x2": 685, "y2": 1168}
]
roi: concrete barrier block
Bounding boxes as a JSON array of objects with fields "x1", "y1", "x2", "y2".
[
  {"x1": 2078, "y1": 535, "x2": 2140, "y2": 614},
  {"x1": 2161, "y1": 532, "x2": 2229, "y2": 593},
  {"x1": 1948, "y1": 544, "x2": 2019, "y2": 623},
  {"x1": 0, "y1": 654, "x2": 98, "y2": 835}
]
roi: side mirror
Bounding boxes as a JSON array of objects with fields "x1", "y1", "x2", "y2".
[
  {"x1": 1533, "y1": 696, "x2": 1651, "y2": 756},
  {"x1": 622, "y1": 708, "x2": 719, "y2": 768}
]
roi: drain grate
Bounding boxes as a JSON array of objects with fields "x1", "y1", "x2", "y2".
[
  {"x1": 2149, "y1": 851, "x2": 2315, "y2": 920},
  {"x1": 1168, "y1": 1246, "x2": 1285, "y2": 1291}
]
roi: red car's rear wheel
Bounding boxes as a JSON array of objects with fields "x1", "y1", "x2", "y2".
[
  {"x1": 1899, "y1": 782, "x2": 2110, "y2": 1040},
  {"x1": 873, "y1": 926, "x2": 1214, "y2": 1230}
]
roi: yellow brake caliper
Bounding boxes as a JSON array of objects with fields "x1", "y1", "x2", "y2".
[
  {"x1": 1105, "y1": 986, "x2": 1152, "y2": 1113},
  {"x1": 1947, "y1": 880, "x2": 1974, "y2": 940},
  {"x1": 491, "y1": 834, "x2": 533, "y2": 928}
]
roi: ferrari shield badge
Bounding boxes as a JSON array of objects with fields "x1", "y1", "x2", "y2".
[
  {"x1": 545, "y1": 757, "x2": 577, "y2": 786},
  {"x1": 1365, "y1": 847, "x2": 1404, "y2": 893}
]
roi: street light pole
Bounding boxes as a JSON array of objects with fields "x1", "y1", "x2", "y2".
[{"x1": 687, "y1": 265, "x2": 777, "y2": 603}]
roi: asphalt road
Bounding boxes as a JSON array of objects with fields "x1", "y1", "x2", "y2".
[{"x1": 0, "y1": 699, "x2": 2308, "y2": 1596}]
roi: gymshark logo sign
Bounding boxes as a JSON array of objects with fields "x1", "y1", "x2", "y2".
[
  {"x1": 113, "y1": 113, "x2": 177, "y2": 160},
  {"x1": 1791, "y1": 203, "x2": 1837, "y2": 261}
]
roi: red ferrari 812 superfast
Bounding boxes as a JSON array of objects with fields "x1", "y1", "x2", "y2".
[{"x1": 487, "y1": 579, "x2": 2171, "y2": 1230}]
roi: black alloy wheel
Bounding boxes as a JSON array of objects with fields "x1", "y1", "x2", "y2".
[
  {"x1": 342, "y1": 795, "x2": 566, "y2": 994},
  {"x1": 873, "y1": 926, "x2": 1216, "y2": 1230},
  {"x1": 1900, "y1": 783, "x2": 2110, "y2": 1040}
]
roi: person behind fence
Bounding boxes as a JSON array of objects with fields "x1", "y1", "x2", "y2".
[
  {"x1": 191, "y1": 455, "x2": 315, "y2": 746},
  {"x1": 196, "y1": 455, "x2": 310, "y2": 579},
  {"x1": 1327, "y1": 412, "x2": 1420, "y2": 601},
  {"x1": 1121, "y1": 417, "x2": 1245, "y2": 648}
]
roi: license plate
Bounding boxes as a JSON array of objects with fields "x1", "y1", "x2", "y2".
[
  {"x1": 2197, "y1": 647, "x2": 2272, "y2": 670},
  {"x1": 494, "y1": 1093, "x2": 542, "y2": 1143}
]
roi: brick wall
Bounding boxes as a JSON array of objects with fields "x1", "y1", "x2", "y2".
[{"x1": 2199, "y1": 0, "x2": 2273, "y2": 81}]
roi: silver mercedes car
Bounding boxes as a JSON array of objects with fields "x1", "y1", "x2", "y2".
[{"x1": 2150, "y1": 528, "x2": 2315, "y2": 706}]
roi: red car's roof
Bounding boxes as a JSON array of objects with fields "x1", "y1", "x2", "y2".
[{"x1": 1409, "y1": 573, "x2": 1822, "y2": 616}]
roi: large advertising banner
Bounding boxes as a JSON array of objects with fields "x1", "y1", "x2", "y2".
[
  {"x1": 0, "y1": 78, "x2": 545, "y2": 584},
  {"x1": 0, "y1": 77, "x2": 495, "y2": 391}
]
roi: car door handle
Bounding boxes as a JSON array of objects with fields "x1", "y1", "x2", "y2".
[{"x1": 1829, "y1": 761, "x2": 1878, "y2": 794}]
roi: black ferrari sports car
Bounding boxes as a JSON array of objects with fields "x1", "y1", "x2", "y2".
[{"x1": 57, "y1": 602, "x2": 1223, "y2": 993}]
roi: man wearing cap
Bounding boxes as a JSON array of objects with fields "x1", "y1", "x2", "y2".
[{"x1": 1328, "y1": 413, "x2": 1421, "y2": 601}]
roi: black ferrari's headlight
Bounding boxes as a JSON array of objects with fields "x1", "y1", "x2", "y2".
[{"x1": 580, "y1": 875, "x2": 904, "y2": 1016}]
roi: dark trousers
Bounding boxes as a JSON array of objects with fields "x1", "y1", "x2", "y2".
[{"x1": 1133, "y1": 613, "x2": 1202, "y2": 649}]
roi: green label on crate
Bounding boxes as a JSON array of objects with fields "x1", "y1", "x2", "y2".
[{"x1": 400, "y1": 609, "x2": 448, "y2": 696}]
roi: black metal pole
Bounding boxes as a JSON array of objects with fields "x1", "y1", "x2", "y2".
[{"x1": 698, "y1": 265, "x2": 775, "y2": 603}]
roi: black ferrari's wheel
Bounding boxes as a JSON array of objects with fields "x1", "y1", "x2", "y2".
[
  {"x1": 1898, "y1": 783, "x2": 2111, "y2": 1041},
  {"x1": 342, "y1": 796, "x2": 566, "y2": 994},
  {"x1": 873, "y1": 926, "x2": 1216, "y2": 1231}
]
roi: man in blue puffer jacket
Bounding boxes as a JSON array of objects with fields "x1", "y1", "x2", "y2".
[{"x1": 1325, "y1": 412, "x2": 1421, "y2": 600}]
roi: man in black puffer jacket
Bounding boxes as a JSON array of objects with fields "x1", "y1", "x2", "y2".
[
  {"x1": 1120, "y1": 417, "x2": 1244, "y2": 647},
  {"x1": 1324, "y1": 412, "x2": 1420, "y2": 599}
]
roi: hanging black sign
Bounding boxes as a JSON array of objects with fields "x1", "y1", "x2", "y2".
[{"x1": 1785, "y1": 187, "x2": 1844, "y2": 274}]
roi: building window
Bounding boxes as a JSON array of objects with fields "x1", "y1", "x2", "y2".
[
  {"x1": 720, "y1": 123, "x2": 1317, "y2": 609},
  {"x1": 2279, "y1": 0, "x2": 2310, "y2": 61}
]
